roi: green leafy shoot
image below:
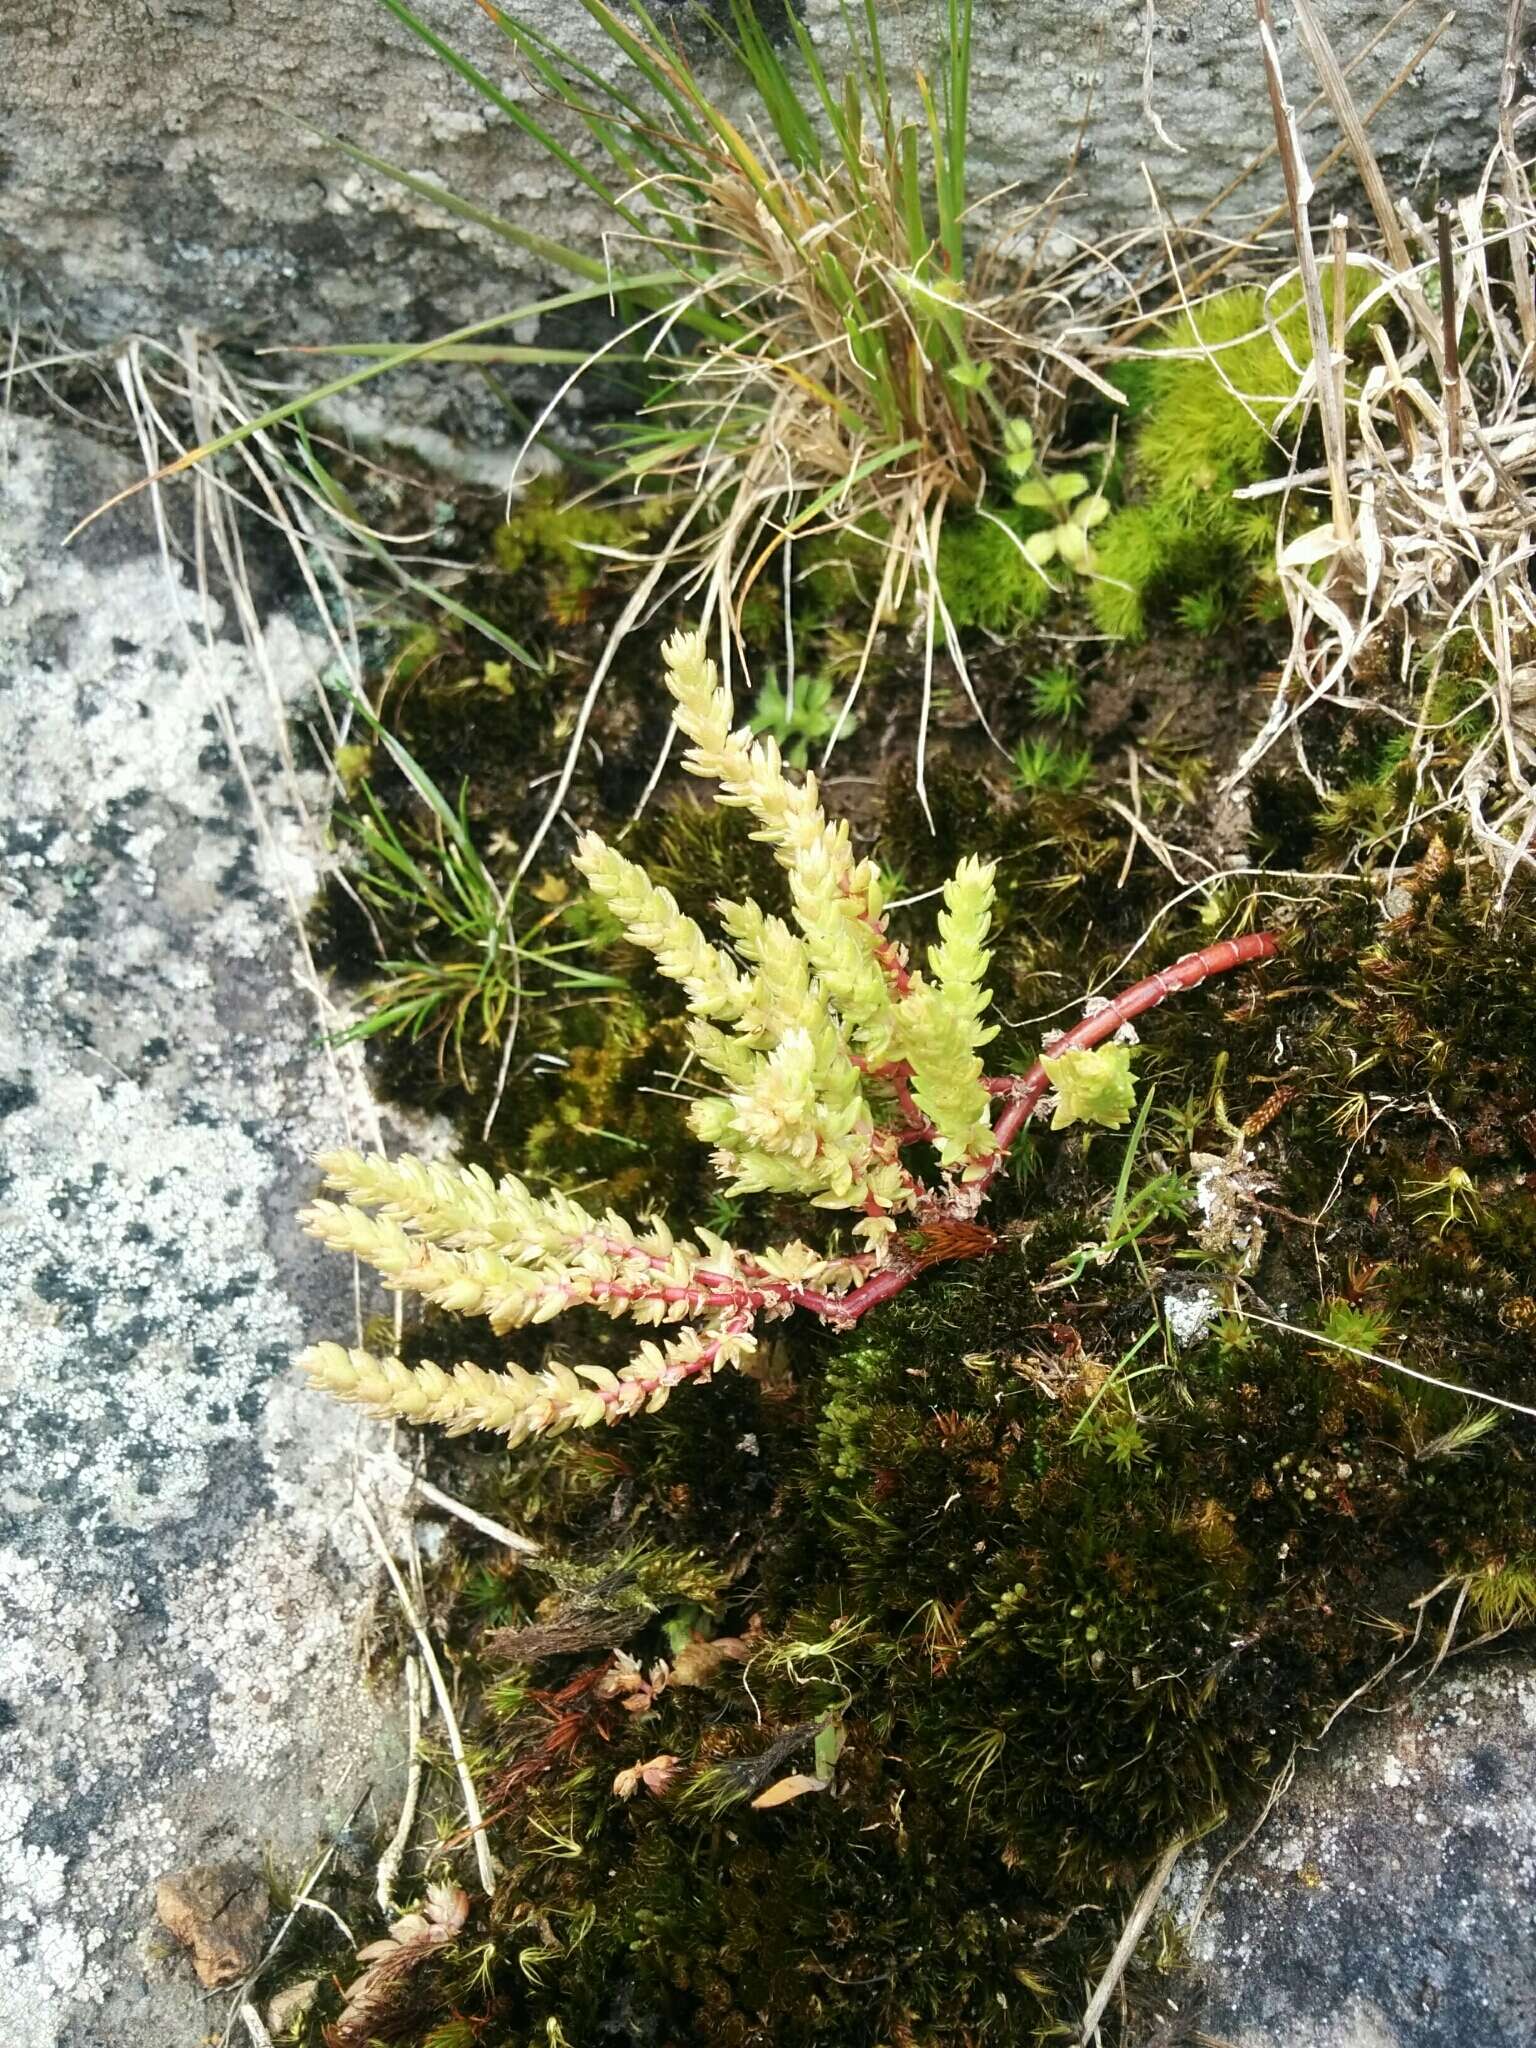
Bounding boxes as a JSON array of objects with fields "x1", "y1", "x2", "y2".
[
  {"x1": 1464, "y1": 1555, "x2": 1536, "y2": 1631},
  {"x1": 1065, "y1": 1321, "x2": 1164, "y2": 1466},
  {"x1": 334, "y1": 753, "x2": 620, "y2": 1088},
  {"x1": 1316, "y1": 1299, "x2": 1393, "y2": 1356},
  {"x1": 300, "y1": 633, "x2": 1276, "y2": 1453},
  {"x1": 1412, "y1": 1409, "x2": 1502, "y2": 1463},
  {"x1": 749, "y1": 670, "x2": 856, "y2": 768},
  {"x1": 1027, "y1": 665, "x2": 1085, "y2": 722},
  {"x1": 1043, "y1": 1043, "x2": 1140, "y2": 1131},
  {"x1": 1175, "y1": 587, "x2": 1227, "y2": 635},
  {"x1": 1011, "y1": 736, "x2": 1094, "y2": 794},
  {"x1": 946, "y1": 1726, "x2": 1007, "y2": 1823},
  {"x1": 1000, "y1": 415, "x2": 1111, "y2": 578},
  {"x1": 1047, "y1": 1084, "x2": 1192, "y2": 1287}
]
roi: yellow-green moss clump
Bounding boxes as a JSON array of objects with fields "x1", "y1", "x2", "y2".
[
  {"x1": 1088, "y1": 273, "x2": 1381, "y2": 640},
  {"x1": 935, "y1": 276, "x2": 1383, "y2": 647},
  {"x1": 491, "y1": 474, "x2": 659, "y2": 626}
]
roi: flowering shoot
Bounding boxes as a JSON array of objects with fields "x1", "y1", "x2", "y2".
[{"x1": 301, "y1": 631, "x2": 1277, "y2": 1443}]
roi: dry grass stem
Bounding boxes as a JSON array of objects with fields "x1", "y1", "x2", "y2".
[
  {"x1": 1214, "y1": 0, "x2": 1536, "y2": 890},
  {"x1": 1158, "y1": 6, "x2": 1457, "y2": 325},
  {"x1": 213, "y1": 1790, "x2": 373, "y2": 2044},
  {"x1": 1076, "y1": 1832, "x2": 1187, "y2": 2044},
  {"x1": 376, "y1": 1654, "x2": 426, "y2": 1915},
  {"x1": 354, "y1": 1490, "x2": 498, "y2": 1896},
  {"x1": 1236, "y1": 1310, "x2": 1536, "y2": 1420},
  {"x1": 238, "y1": 2005, "x2": 275, "y2": 2048},
  {"x1": 1256, "y1": 4, "x2": 1352, "y2": 542},
  {"x1": 370, "y1": 1453, "x2": 543, "y2": 1556}
]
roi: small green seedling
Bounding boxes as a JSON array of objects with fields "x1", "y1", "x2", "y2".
[
  {"x1": 1001, "y1": 418, "x2": 1110, "y2": 576},
  {"x1": 1012, "y1": 737, "x2": 1094, "y2": 793},
  {"x1": 749, "y1": 670, "x2": 856, "y2": 768},
  {"x1": 1027, "y1": 665, "x2": 1085, "y2": 722}
]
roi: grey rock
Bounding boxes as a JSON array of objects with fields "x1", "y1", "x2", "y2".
[
  {"x1": 3, "y1": 3, "x2": 1513, "y2": 389},
  {"x1": 1173, "y1": 1656, "x2": 1536, "y2": 2047},
  {"x1": 266, "y1": 1974, "x2": 321, "y2": 2034},
  {"x1": 0, "y1": 411, "x2": 400, "y2": 2047}
]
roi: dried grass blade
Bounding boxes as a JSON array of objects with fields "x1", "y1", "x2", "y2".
[
  {"x1": 1256, "y1": 2, "x2": 1352, "y2": 542},
  {"x1": 1291, "y1": 0, "x2": 1442, "y2": 365},
  {"x1": 1499, "y1": 0, "x2": 1536, "y2": 347}
]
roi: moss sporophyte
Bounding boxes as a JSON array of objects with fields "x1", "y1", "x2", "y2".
[{"x1": 301, "y1": 632, "x2": 1275, "y2": 1445}]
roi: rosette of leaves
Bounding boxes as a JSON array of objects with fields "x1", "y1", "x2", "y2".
[
  {"x1": 1002, "y1": 416, "x2": 1111, "y2": 577},
  {"x1": 749, "y1": 670, "x2": 856, "y2": 769}
]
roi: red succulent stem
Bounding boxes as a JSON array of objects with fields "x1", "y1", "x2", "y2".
[
  {"x1": 789, "y1": 931, "x2": 1279, "y2": 1328},
  {"x1": 982, "y1": 930, "x2": 1279, "y2": 1182}
]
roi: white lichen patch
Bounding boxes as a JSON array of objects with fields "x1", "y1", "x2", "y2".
[
  {"x1": 1162, "y1": 1286, "x2": 1221, "y2": 1349},
  {"x1": 0, "y1": 414, "x2": 396, "y2": 2047},
  {"x1": 1191, "y1": 1147, "x2": 1271, "y2": 1266}
]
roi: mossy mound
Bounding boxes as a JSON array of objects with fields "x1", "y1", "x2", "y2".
[
  {"x1": 292, "y1": 739, "x2": 1536, "y2": 2047},
  {"x1": 1087, "y1": 271, "x2": 1382, "y2": 642},
  {"x1": 283, "y1": 298, "x2": 1536, "y2": 2042},
  {"x1": 933, "y1": 276, "x2": 1387, "y2": 650}
]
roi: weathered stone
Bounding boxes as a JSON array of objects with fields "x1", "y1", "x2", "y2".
[
  {"x1": 1172, "y1": 1656, "x2": 1536, "y2": 2046},
  {"x1": 3, "y1": 3, "x2": 1512, "y2": 386},
  {"x1": 266, "y1": 1973, "x2": 322, "y2": 2034},
  {"x1": 154, "y1": 1862, "x2": 271, "y2": 1990},
  {"x1": 0, "y1": 411, "x2": 401, "y2": 2048}
]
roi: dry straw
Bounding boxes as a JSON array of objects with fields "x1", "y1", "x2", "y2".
[{"x1": 1229, "y1": 0, "x2": 1536, "y2": 895}]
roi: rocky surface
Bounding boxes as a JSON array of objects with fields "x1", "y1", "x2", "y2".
[
  {"x1": 1175, "y1": 1654, "x2": 1536, "y2": 2047},
  {"x1": 154, "y1": 1862, "x2": 272, "y2": 1991},
  {"x1": 0, "y1": 410, "x2": 401, "y2": 2048},
  {"x1": 5, "y1": 2, "x2": 1511, "y2": 395}
]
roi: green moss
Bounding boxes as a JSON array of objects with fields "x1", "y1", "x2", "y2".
[
  {"x1": 314, "y1": 752, "x2": 1536, "y2": 2048},
  {"x1": 492, "y1": 474, "x2": 657, "y2": 623},
  {"x1": 293, "y1": 393, "x2": 1536, "y2": 2040},
  {"x1": 936, "y1": 502, "x2": 1055, "y2": 633},
  {"x1": 1088, "y1": 273, "x2": 1379, "y2": 640}
]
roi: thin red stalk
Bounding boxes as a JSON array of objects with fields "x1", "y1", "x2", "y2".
[
  {"x1": 582, "y1": 1228, "x2": 874, "y2": 1296},
  {"x1": 885, "y1": 1066, "x2": 938, "y2": 1144},
  {"x1": 581, "y1": 1275, "x2": 774, "y2": 1315},
  {"x1": 833, "y1": 862, "x2": 914, "y2": 999},
  {"x1": 860, "y1": 908, "x2": 913, "y2": 998},
  {"x1": 986, "y1": 932, "x2": 1279, "y2": 1167},
  {"x1": 793, "y1": 931, "x2": 1279, "y2": 1326},
  {"x1": 591, "y1": 1314, "x2": 755, "y2": 1413}
]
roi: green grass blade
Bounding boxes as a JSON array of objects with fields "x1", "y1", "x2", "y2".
[
  {"x1": 1107, "y1": 1084, "x2": 1157, "y2": 1239},
  {"x1": 374, "y1": 0, "x2": 650, "y2": 231},
  {"x1": 784, "y1": 436, "x2": 922, "y2": 536},
  {"x1": 943, "y1": 0, "x2": 973, "y2": 269},
  {"x1": 490, "y1": 13, "x2": 702, "y2": 216},
  {"x1": 725, "y1": 0, "x2": 825, "y2": 169},
  {"x1": 858, "y1": 0, "x2": 891, "y2": 124},
  {"x1": 121, "y1": 279, "x2": 674, "y2": 500},
  {"x1": 569, "y1": 0, "x2": 712, "y2": 150},
  {"x1": 327, "y1": 673, "x2": 496, "y2": 869},
  {"x1": 290, "y1": 421, "x2": 547, "y2": 671},
  {"x1": 498, "y1": 12, "x2": 694, "y2": 161},
  {"x1": 294, "y1": 341, "x2": 633, "y2": 364},
  {"x1": 898, "y1": 125, "x2": 925, "y2": 264},
  {"x1": 320, "y1": 128, "x2": 612, "y2": 281}
]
